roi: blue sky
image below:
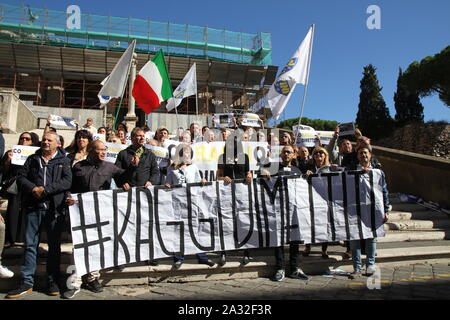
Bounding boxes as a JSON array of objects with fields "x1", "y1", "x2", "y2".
[{"x1": 5, "y1": 0, "x2": 450, "y2": 124}]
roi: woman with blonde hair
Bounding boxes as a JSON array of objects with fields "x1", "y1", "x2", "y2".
[{"x1": 302, "y1": 146, "x2": 334, "y2": 258}]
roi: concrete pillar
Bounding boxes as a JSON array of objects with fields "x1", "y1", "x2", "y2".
[{"x1": 125, "y1": 53, "x2": 138, "y2": 132}]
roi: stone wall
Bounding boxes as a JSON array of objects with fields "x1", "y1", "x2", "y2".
[{"x1": 376, "y1": 122, "x2": 450, "y2": 160}]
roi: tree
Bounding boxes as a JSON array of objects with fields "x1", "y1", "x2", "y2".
[
  {"x1": 277, "y1": 117, "x2": 339, "y2": 131},
  {"x1": 402, "y1": 46, "x2": 450, "y2": 107},
  {"x1": 394, "y1": 68, "x2": 424, "y2": 127},
  {"x1": 356, "y1": 64, "x2": 394, "y2": 140}
]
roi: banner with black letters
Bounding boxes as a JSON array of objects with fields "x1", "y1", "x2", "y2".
[{"x1": 69, "y1": 169, "x2": 386, "y2": 276}]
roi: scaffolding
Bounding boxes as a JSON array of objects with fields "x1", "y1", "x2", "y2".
[{"x1": 0, "y1": 3, "x2": 272, "y2": 65}]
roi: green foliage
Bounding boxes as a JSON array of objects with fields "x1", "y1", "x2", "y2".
[
  {"x1": 403, "y1": 46, "x2": 450, "y2": 107},
  {"x1": 277, "y1": 117, "x2": 339, "y2": 131},
  {"x1": 356, "y1": 64, "x2": 394, "y2": 140},
  {"x1": 394, "y1": 68, "x2": 424, "y2": 127}
]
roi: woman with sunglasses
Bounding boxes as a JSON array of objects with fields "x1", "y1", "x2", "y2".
[
  {"x1": 164, "y1": 144, "x2": 215, "y2": 269},
  {"x1": 0, "y1": 132, "x2": 40, "y2": 249},
  {"x1": 302, "y1": 146, "x2": 333, "y2": 258}
]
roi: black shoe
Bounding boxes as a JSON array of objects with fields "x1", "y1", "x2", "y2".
[
  {"x1": 47, "y1": 280, "x2": 60, "y2": 296},
  {"x1": 147, "y1": 260, "x2": 159, "y2": 266},
  {"x1": 84, "y1": 279, "x2": 103, "y2": 293},
  {"x1": 218, "y1": 254, "x2": 226, "y2": 267},
  {"x1": 173, "y1": 260, "x2": 183, "y2": 269},
  {"x1": 199, "y1": 259, "x2": 215, "y2": 267},
  {"x1": 62, "y1": 288, "x2": 80, "y2": 299},
  {"x1": 5, "y1": 283, "x2": 33, "y2": 299}
]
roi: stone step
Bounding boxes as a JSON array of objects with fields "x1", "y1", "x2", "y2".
[
  {"x1": 380, "y1": 229, "x2": 450, "y2": 242},
  {"x1": 2, "y1": 241, "x2": 450, "y2": 286},
  {"x1": 385, "y1": 219, "x2": 450, "y2": 231},
  {"x1": 388, "y1": 210, "x2": 450, "y2": 221}
]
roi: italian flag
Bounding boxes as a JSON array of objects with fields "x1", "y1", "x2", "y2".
[{"x1": 132, "y1": 50, "x2": 173, "y2": 114}]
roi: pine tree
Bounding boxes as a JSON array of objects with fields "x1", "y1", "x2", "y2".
[
  {"x1": 394, "y1": 68, "x2": 424, "y2": 127},
  {"x1": 356, "y1": 64, "x2": 393, "y2": 140}
]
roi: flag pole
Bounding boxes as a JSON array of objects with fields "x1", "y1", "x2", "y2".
[
  {"x1": 174, "y1": 102, "x2": 180, "y2": 132},
  {"x1": 297, "y1": 24, "x2": 315, "y2": 127}
]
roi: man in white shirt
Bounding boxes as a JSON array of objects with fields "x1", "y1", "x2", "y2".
[{"x1": 82, "y1": 118, "x2": 97, "y2": 135}]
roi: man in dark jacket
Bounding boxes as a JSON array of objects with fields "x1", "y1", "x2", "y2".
[
  {"x1": 6, "y1": 132, "x2": 72, "y2": 299},
  {"x1": 114, "y1": 127, "x2": 159, "y2": 189},
  {"x1": 260, "y1": 145, "x2": 309, "y2": 282},
  {"x1": 63, "y1": 140, "x2": 125, "y2": 299}
]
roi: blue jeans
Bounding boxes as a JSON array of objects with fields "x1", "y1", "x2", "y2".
[
  {"x1": 21, "y1": 210, "x2": 65, "y2": 286},
  {"x1": 350, "y1": 238, "x2": 377, "y2": 272}
]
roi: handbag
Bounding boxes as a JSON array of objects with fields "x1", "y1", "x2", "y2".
[{"x1": 0, "y1": 177, "x2": 18, "y2": 197}]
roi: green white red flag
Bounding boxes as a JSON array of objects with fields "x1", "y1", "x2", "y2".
[{"x1": 132, "y1": 50, "x2": 173, "y2": 114}]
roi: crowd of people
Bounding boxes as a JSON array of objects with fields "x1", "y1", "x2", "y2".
[{"x1": 0, "y1": 117, "x2": 390, "y2": 299}]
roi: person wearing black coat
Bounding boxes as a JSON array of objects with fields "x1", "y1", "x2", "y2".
[
  {"x1": 63, "y1": 140, "x2": 126, "y2": 299},
  {"x1": 114, "y1": 127, "x2": 159, "y2": 189},
  {"x1": 6, "y1": 132, "x2": 72, "y2": 299}
]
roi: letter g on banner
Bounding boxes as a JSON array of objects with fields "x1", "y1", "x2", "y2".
[{"x1": 67, "y1": 5, "x2": 81, "y2": 30}]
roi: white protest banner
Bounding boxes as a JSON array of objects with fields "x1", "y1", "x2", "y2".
[
  {"x1": 240, "y1": 113, "x2": 261, "y2": 127},
  {"x1": 69, "y1": 170, "x2": 387, "y2": 276},
  {"x1": 11, "y1": 145, "x2": 40, "y2": 165},
  {"x1": 338, "y1": 122, "x2": 356, "y2": 136},
  {"x1": 92, "y1": 133, "x2": 106, "y2": 142},
  {"x1": 212, "y1": 113, "x2": 234, "y2": 128},
  {"x1": 189, "y1": 141, "x2": 270, "y2": 180},
  {"x1": 49, "y1": 114, "x2": 77, "y2": 128},
  {"x1": 145, "y1": 144, "x2": 170, "y2": 168},
  {"x1": 316, "y1": 130, "x2": 334, "y2": 146},
  {"x1": 104, "y1": 142, "x2": 127, "y2": 163},
  {"x1": 295, "y1": 129, "x2": 317, "y2": 147}
]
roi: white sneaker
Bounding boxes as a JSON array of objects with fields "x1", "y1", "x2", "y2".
[
  {"x1": 366, "y1": 265, "x2": 376, "y2": 276},
  {"x1": 0, "y1": 265, "x2": 14, "y2": 278}
]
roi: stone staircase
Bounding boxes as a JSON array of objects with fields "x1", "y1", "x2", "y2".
[{"x1": 1, "y1": 194, "x2": 449, "y2": 288}]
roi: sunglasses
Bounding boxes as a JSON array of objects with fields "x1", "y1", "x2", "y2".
[
  {"x1": 313, "y1": 151, "x2": 325, "y2": 156},
  {"x1": 20, "y1": 137, "x2": 31, "y2": 141}
]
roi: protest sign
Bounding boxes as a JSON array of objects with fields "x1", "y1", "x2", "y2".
[
  {"x1": 212, "y1": 113, "x2": 235, "y2": 128},
  {"x1": 11, "y1": 145, "x2": 40, "y2": 165},
  {"x1": 315, "y1": 130, "x2": 334, "y2": 146},
  {"x1": 295, "y1": 129, "x2": 317, "y2": 147},
  {"x1": 338, "y1": 122, "x2": 355, "y2": 136},
  {"x1": 240, "y1": 113, "x2": 261, "y2": 127},
  {"x1": 93, "y1": 133, "x2": 106, "y2": 142},
  {"x1": 69, "y1": 170, "x2": 387, "y2": 276},
  {"x1": 49, "y1": 114, "x2": 77, "y2": 128},
  {"x1": 104, "y1": 142, "x2": 128, "y2": 163}
]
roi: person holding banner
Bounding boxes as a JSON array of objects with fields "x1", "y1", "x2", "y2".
[
  {"x1": 149, "y1": 126, "x2": 171, "y2": 184},
  {"x1": 164, "y1": 144, "x2": 216, "y2": 269},
  {"x1": 216, "y1": 133, "x2": 253, "y2": 266},
  {"x1": 63, "y1": 140, "x2": 126, "y2": 298},
  {"x1": 346, "y1": 146, "x2": 389, "y2": 278},
  {"x1": 293, "y1": 146, "x2": 311, "y2": 173},
  {"x1": 342, "y1": 135, "x2": 382, "y2": 170},
  {"x1": 259, "y1": 145, "x2": 309, "y2": 282},
  {"x1": 0, "y1": 132, "x2": 40, "y2": 247},
  {"x1": 65, "y1": 130, "x2": 93, "y2": 167},
  {"x1": 6, "y1": 132, "x2": 72, "y2": 299}
]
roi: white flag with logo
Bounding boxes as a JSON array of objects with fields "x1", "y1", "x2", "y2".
[
  {"x1": 268, "y1": 26, "x2": 314, "y2": 120},
  {"x1": 166, "y1": 63, "x2": 197, "y2": 111},
  {"x1": 98, "y1": 40, "x2": 136, "y2": 106}
]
